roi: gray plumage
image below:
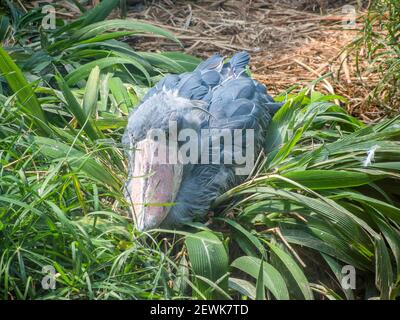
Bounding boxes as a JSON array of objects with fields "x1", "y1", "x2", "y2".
[{"x1": 123, "y1": 52, "x2": 281, "y2": 227}]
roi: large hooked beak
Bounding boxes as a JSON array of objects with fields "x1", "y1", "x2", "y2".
[{"x1": 127, "y1": 138, "x2": 183, "y2": 231}]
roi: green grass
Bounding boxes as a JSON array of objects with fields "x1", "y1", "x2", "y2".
[
  {"x1": 212, "y1": 89, "x2": 400, "y2": 300},
  {"x1": 0, "y1": 95, "x2": 182, "y2": 300},
  {"x1": 0, "y1": 1, "x2": 399, "y2": 300},
  {"x1": 345, "y1": 0, "x2": 400, "y2": 112}
]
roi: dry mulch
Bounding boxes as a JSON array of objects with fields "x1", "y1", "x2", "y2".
[{"x1": 128, "y1": 0, "x2": 382, "y2": 122}]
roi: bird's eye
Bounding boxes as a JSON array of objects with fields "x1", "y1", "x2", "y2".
[{"x1": 129, "y1": 134, "x2": 137, "y2": 148}]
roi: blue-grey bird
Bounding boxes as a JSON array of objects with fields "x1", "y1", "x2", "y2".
[{"x1": 122, "y1": 52, "x2": 281, "y2": 231}]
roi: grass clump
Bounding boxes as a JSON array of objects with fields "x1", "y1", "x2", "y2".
[{"x1": 346, "y1": 0, "x2": 400, "y2": 112}]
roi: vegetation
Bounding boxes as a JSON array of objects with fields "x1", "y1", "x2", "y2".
[
  {"x1": 346, "y1": 0, "x2": 399, "y2": 112},
  {"x1": 0, "y1": 1, "x2": 399, "y2": 300}
]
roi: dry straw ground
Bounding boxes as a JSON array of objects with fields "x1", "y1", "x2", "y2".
[{"x1": 127, "y1": 0, "x2": 382, "y2": 121}]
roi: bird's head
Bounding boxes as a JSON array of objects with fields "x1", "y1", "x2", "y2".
[{"x1": 122, "y1": 91, "x2": 207, "y2": 231}]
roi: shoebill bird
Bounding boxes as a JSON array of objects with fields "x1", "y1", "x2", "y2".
[{"x1": 122, "y1": 52, "x2": 281, "y2": 231}]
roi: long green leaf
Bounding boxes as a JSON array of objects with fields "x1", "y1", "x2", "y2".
[
  {"x1": 65, "y1": 57, "x2": 150, "y2": 86},
  {"x1": 231, "y1": 256, "x2": 289, "y2": 300},
  {"x1": 267, "y1": 242, "x2": 314, "y2": 300},
  {"x1": 375, "y1": 236, "x2": 394, "y2": 300},
  {"x1": 277, "y1": 170, "x2": 382, "y2": 190},
  {"x1": 228, "y1": 278, "x2": 256, "y2": 300},
  {"x1": 82, "y1": 66, "x2": 100, "y2": 116},
  {"x1": 185, "y1": 231, "x2": 229, "y2": 299},
  {"x1": 72, "y1": 19, "x2": 180, "y2": 44},
  {"x1": 0, "y1": 47, "x2": 48, "y2": 133},
  {"x1": 80, "y1": 0, "x2": 120, "y2": 28},
  {"x1": 256, "y1": 259, "x2": 266, "y2": 300},
  {"x1": 56, "y1": 75, "x2": 101, "y2": 141}
]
